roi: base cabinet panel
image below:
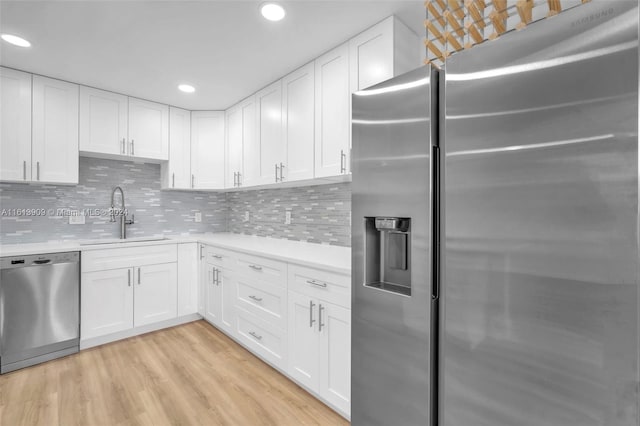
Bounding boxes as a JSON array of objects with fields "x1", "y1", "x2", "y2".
[
  {"x1": 81, "y1": 268, "x2": 134, "y2": 340},
  {"x1": 134, "y1": 263, "x2": 178, "y2": 327},
  {"x1": 287, "y1": 292, "x2": 320, "y2": 391},
  {"x1": 177, "y1": 243, "x2": 199, "y2": 316},
  {"x1": 319, "y1": 301, "x2": 351, "y2": 414}
]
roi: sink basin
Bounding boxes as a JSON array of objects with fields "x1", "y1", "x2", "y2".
[{"x1": 79, "y1": 236, "x2": 169, "y2": 246}]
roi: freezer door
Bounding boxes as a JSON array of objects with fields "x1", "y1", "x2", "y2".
[
  {"x1": 443, "y1": 2, "x2": 638, "y2": 426},
  {"x1": 352, "y1": 66, "x2": 437, "y2": 425}
]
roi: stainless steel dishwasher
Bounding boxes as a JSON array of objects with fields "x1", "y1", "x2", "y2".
[{"x1": 0, "y1": 252, "x2": 80, "y2": 373}]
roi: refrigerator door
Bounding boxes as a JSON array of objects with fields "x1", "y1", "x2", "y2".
[
  {"x1": 352, "y1": 66, "x2": 437, "y2": 425},
  {"x1": 443, "y1": 2, "x2": 639, "y2": 426}
]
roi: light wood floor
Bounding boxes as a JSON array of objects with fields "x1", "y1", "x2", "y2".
[{"x1": 0, "y1": 320, "x2": 350, "y2": 426}]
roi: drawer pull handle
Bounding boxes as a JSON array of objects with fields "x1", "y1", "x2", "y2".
[
  {"x1": 249, "y1": 295, "x2": 263, "y2": 302},
  {"x1": 212, "y1": 255, "x2": 223, "y2": 259},
  {"x1": 307, "y1": 279, "x2": 327, "y2": 288},
  {"x1": 249, "y1": 331, "x2": 263, "y2": 340},
  {"x1": 248, "y1": 264, "x2": 263, "y2": 271}
]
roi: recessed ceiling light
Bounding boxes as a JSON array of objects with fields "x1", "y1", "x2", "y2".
[
  {"x1": 261, "y1": 3, "x2": 286, "y2": 21},
  {"x1": 178, "y1": 84, "x2": 195, "y2": 93},
  {"x1": 1, "y1": 34, "x2": 31, "y2": 48}
]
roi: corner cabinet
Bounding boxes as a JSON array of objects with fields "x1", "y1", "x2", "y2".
[
  {"x1": 191, "y1": 111, "x2": 225, "y2": 189},
  {"x1": 32, "y1": 75, "x2": 80, "y2": 184},
  {"x1": 0, "y1": 67, "x2": 32, "y2": 182}
]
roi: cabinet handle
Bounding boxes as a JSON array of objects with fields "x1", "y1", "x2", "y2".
[
  {"x1": 23, "y1": 160, "x2": 26, "y2": 180},
  {"x1": 233, "y1": 172, "x2": 237, "y2": 187},
  {"x1": 309, "y1": 300, "x2": 316, "y2": 327},
  {"x1": 249, "y1": 295, "x2": 263, "y2": 302},
  {"x1": 306, "y1": 279, "x2": 328, "y2": 288},
  {"x1": 130, "y1": 140, "x2": 135, "y2": 156},
  {"x1": 36, "y1": 162, "x2": 40, "y2": 180},
  {"x1": 200, "y1": 244, "x2": 204, "y2": 260},
  {"x1": 128, "y1": 269, "x2": 131, "y2": 287},
  {"x1": 340, "y1": 150, "x2": 346, "y2": 174},
  {"x1": 212, "y1": 254, "x2": 223, "y2": 259},
  {"x1": 275, "y1": 163, "x2": 279, "y2": 182},
  {"x1": 121, "y1": 138, "x2": 126, "y2": 154},
  {"x1": 249, "y1": 331, "x2": 263, "y2": 341},
  {"x1": 279, "y1": 162, "x2": 285, "y2": 181},
  {"x1": 192, "y1": 174, "x2": 195, "y2": 188},
  {"x1": 172, "y1": 173, "x2": 175, "y2": 188},
  {"x1": 215, "y1": 268, "x2": 220, "y2": 285},
  {"x1": 248, "y1": 264, "x2": 263, "y2": 271},
  {"x1": 318, "y1": 304, "x2": 325, "y2": 332},
  {"x1": 138, "y1": 267, "x2": 141, "y2": 284},
  {"x1": 237, "y1": 172, "x2": 241, "y2": 186}
]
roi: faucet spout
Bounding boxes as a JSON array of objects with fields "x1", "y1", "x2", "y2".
[{"x1": 110, "y1": 186, "x2": 133, "y2": 239}]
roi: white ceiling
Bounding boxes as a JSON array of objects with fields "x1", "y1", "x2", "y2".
[{"x1": 0, "y1": 1, "x2": 426, "y2": 110}]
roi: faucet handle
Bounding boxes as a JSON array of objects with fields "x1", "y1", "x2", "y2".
[{"x1": 125, "y1": 214, "x2": 135, "y2": 225}]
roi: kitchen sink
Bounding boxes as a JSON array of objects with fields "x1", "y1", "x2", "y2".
[{"x1": 79, "y1": 236, "x2": 169, "y2": 246}]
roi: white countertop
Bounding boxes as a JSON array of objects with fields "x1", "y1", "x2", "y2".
[{"x1": 0, "y1": 233, "x2": 351, "y2": 274}]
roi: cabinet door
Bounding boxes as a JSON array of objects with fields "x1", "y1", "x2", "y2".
[
  {"x1": 81, "y1": 268, "x2": 134, "y2": 340},
  {"x1": 177, "y1": 243, "x2": 199, "y2": 316},
  {"x1": 218, "y1": 267, "x2": 236, "y2": 335},
  {"x1": 128, "y1": 97, "x2": 169, "y2": 160},
  {"x1": 225, "y1": 104, "x2": 243, "y2": 189},
  {"x1": 0, "y1": 67, "x2": 31, "y2": 182},
  {"x1": 32, "y1": 75, "x2": 79, "y2": 184},
  {"x1": 240, "y1": 96, "x2": 259, "y2": 187},
  {"x1": 198, "y1": 245, "x2": 206, "y2": 316},
  {"x1": 204, "y1": 263, "x2": 221, "y2": 325},
  {"x1": 191, "y1": 111, "x2": 225, "y2": 189},
  {"x1": 314, "y1": 43, "x2": 350, "y2": 178},
  {"x1": 255, "y1": 80, "x2": 284, "y2": 185},
  {"x1": 134, "y1": 263, "x2": 178, "y2": 327},
  {"x1": 349, "y1": 17, "x2": 394, "y2": 92},
  {"x1": 283, "y1": 63, "x2": 315, "y2": 182},
  {"x1": 79, "y1": 86, "x2": 128, "y2": 156},
  {"x1": 319, "y1": 300, "x2": 351, "y2": 415},
  {"x1": 288, "y1": 292, "x2": 320, "y2": 392},
  {"x1": 166, "y1": 107, "x2": 191, "y2": 189}
]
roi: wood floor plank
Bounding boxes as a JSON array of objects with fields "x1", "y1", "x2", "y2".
[{"x1": 0, "y1": 321, "x2": 350, "y2": 426}]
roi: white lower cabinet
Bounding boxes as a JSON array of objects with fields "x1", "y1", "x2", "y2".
[
  {"x1": 288, "y1": 291, "x2": 321, "y2": 390},
  {"x1": 81, "y1": 244, "x2": 179, "y2": 342},
  {"x1": 177, "y1": 243, "x2": 199, "y2": 316},
  {"x1": 134, "y1": 263, "x2": 178, "y2": 327},
  {"x1": 202, "y1": 246, "x2": 236, "y2": 336},
  {"x1": 81, "y1": 267, "x2": 134, "y2": 340}
]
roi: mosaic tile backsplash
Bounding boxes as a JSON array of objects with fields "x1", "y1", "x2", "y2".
[
  {"x1": 0, "y1": 157, "x2": 226, "y2": 244},
  {"x1": 227, "y1": 183, "x2": 351, "y2": 247},
  {"x1": 0, "y1": 157, "x2": 352, "y2": 247}
]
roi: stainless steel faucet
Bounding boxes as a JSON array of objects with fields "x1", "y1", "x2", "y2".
[{"x1": 110, "y1": 186, "x2": 134, "y2": 239}]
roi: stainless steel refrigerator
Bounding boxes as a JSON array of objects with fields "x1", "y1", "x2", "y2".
[
  {"x1": 351, "y1": 1, "x2": 639, "y2": 425},
  {"x1": 443, "y1": 1, "x2": 638, "y2": 425}
]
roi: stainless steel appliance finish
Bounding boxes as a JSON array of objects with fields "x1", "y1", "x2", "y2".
[
  {"x1": 0, "y1": 252, "x2": 80, "y2": 373},
  {"x1": 443, "y1": 2, "x2": 639, "y2": 425},
  {"x1": 352, "y1": 66, "x2": 438, "y2": 425}
]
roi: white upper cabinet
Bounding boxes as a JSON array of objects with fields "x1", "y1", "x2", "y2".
[
  {"x1": 32, "y1": 75, "x2": 79, "y2": 184},
  {"x1": 240, "y1": 96, "x2": 259, "y2": 187},
  {"x1": 0, "y1": 67, "x2": 32, "y2": 182},
  {"x1": 79, "y1": 86, "x2": 128, "y2": 156},
  {"x1": 283, "y1": 62, "x2": 315, "y2": 182},
  {"x1": 128, "y1": 97, "x2": 169, "y2": 161},
  {"x1": 164, "y1": 107, "x2": 191, "y2": 189},
  {"x1": 255, "y1": 80, "x2": 284, "y2": 185},
  {"x1": 314, "y1": 43, "x2": 351, "y2": 178},
  {"x1": 349, "y1": 16, "x2": 421, "y2": 92},
  {"x1": 191, "y1": 111, "x2": 225, "y2": 189},
  {"x1": 225, "y1": 103, "x2": 243, "y2": 189}
]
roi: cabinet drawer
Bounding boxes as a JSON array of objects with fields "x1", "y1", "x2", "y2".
[
  {"x1": 289, "y1": 264, "x2": 350, "y2": 308},
  {"x1": 235, "y1": 253, "x2": 287, "y2": 287},
  {"x1": 82, "y1": 244, "x2": 177, "y2": 272},
  {"x1": 202, "y1": 245, "x2": 236, "y2": 268},
  {"x1": 236, "y1": 307, "x2": 286, "y2": 370},
  {"x1": 236, "y1": 277, "x2": 286, "y2": 329}
]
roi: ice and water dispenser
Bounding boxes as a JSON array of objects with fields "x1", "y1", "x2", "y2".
[{"x1": 364, "y1": 217, "x2": 412, "y2": 296}]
